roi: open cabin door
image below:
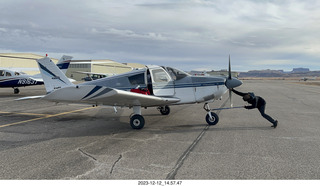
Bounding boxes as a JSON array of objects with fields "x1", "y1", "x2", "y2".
[{"x1": 147, "y1": 65, "x2": 175, "y2": 96}]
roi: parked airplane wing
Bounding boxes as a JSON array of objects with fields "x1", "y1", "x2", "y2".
[
  {"x1": 15, "y1": 95, "x2": 45, "y2": 100},
  {"x1": 108, "y1": 88, "x2": 180, "y2": 107},
  {"x1": 74, "y1": 71, "x2": 114, "y2": 76},
  {"x1": 42, "y1": 85, "x2": 180, "y2": 107}
]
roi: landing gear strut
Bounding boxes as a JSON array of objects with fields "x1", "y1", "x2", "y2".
[{"x1": 203, "y1": 103, "x2": 219, "y2": 125}]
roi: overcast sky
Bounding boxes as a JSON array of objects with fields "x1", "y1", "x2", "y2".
[{"x1": 1, "y1": 0, "x2": 320, "y2": 71}]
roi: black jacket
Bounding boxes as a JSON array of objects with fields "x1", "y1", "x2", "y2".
[{"x1": 232, "y1": 89, "x2": 266, "y2": 109}]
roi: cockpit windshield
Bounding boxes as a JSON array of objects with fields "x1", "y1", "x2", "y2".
[{"x1": 165, "y1": 67, "x2": 190, "y2": 81}]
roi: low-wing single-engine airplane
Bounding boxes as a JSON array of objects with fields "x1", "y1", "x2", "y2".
[
  {"x1": 0, "y1": 55, "x2": 73, "y2": 94},
  {"x1": 299, "y1": 76, "x2": 317, "y2": 81},
  {"x1": 34, "y1": 56, "x2": 242, "y2": 129}
]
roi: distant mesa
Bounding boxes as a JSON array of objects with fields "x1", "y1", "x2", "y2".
[{"x1": 239, "y1": 68, "x2": 319, "y2": 78}]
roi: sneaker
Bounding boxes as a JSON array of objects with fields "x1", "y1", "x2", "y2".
[{"x1": 272, "y1": 120, "x2": 278, "y2": 128}]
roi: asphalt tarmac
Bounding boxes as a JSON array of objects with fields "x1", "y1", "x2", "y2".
[{"x1": 0, "y1": 80, "x2": 320, "y2": 179}]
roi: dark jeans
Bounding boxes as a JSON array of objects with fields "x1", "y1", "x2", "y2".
[{"x1": 258, "y1": 104, "x2": 276, "y2": 124}]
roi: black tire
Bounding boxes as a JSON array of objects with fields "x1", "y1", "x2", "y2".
[
  {"x1": 159, "y1": 106, "x2": 170, "y2": 115},
  {"x1": 130, "y1": 114, "x2": 145, "y2": 129},
  {"x1": 14, "y1": 88, "x2": 20, "y2": 94},
  {"x1": 205, "y1": 112, "x2": 219, "y2": 125}
]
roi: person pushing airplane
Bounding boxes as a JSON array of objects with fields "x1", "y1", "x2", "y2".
[{"x1": 232, "y1": 88, "x2": 278, "y2": 128}]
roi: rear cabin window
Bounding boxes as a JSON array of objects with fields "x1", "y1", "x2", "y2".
[{"x1": 128, "y1": 73, "x2": 145, "y2": 85}]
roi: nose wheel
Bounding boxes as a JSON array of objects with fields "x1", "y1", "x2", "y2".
[
  {"x1": 158, "y1": 105, "x2": 170, "y2": 115},
  {"x1": 203, "y1": 103, "x2": 219, "y2": 126},
  {"x1": 205, "y1": 112, "x2": 219, "y2": 125}
]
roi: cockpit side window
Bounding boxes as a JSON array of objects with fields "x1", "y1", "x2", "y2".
[
  {"x1": 128, "y1": 73, "x2": 145, "y2": 85},
  {"x1": 0, "y1": 70, "x2": 4, "y2": 76},
  {"x1": 166, "y1": 67, "x2": 189, "y2": 81},
  {"x1": 6, "y1": 71, "x2": 12, "y2": 76}
]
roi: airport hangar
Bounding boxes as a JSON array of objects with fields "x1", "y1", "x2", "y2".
[{"x1": 0, "y1": 53, "x2": 145, "y2": 81}]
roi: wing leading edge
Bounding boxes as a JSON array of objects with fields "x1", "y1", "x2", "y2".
[{"x1": 43, "y1": 85, "x2": 180, "y2": 107}]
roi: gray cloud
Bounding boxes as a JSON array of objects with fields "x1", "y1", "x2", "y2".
[{"x1": 0, "y1": 0, "x2": 319, "y2": 71}]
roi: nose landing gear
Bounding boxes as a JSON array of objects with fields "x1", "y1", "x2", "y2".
[
  {"x1": 203, "y1": 103, "x2": 219, "y2": 125},
  {"x1": 157, "y1": 105, "x2": 170, "y2": 115}
]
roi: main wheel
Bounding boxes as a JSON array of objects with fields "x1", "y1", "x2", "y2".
[
  {"x1": 205, "y1": 112, "x2": 219, "y2": 125},
  {"x1": 130, "y1": 114, "x2": 145, "y2": 129},
  {"x1": 14, "y1": 88, "x2": 20, "y2": 94},
  {"x1": 159, "y1": 106, "x2": 170, "y2": 115}
]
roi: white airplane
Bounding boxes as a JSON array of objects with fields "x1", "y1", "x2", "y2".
[
  {"x1": 74, "y1": 71, "x2": 112, "y2": 81},
  {"x1": 70, "y1": 61, "x2": 131, "y2": 81},
  {"x1": 0, "y1": 55, "x2": 73, "y2": 94},
  {"x1": 32, "y1": 56, "x2": 242, "y2": 129},
  {"x1": 300, "y1": 76, "x2": 317, "y2": 81}
]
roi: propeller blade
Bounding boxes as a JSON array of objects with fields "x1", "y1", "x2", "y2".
[
  {"x1": 225, "y1": 55, "x2": 243, "y2": 89},
  {"x1": 228, "y1": 55, "x2": 232, "y2": 79}
]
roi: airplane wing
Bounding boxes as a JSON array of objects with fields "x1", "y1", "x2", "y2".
[
  {"x1": 42, "y1": 85, "x2": 180, "y2": 107},
  {"x1": 27, "y1": 75, "x2": 44, "y2": 82},
  {"x1": 15, "y1": 95, "x2": 45, "y2": 100}
]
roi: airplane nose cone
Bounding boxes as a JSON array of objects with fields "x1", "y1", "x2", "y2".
[{"x1": 225, "y1": 78, "x2": 242, "y2": 89}]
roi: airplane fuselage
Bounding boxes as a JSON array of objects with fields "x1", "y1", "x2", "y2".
[
  {"x1": 0, "y1": 71, "x2": 43, "y2": 88},
  {"x1": 79, "y1": 65, "x2": 228, "y2": 106}
]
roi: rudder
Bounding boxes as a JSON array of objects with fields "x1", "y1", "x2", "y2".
[{"x1": 57, "y1": 55, "x2": 73, "y2": 74}]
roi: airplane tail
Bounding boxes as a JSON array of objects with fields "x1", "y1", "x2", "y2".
[
  {"x1": 57, "y1": 55, "x2": 73, "y2": 74},
  {"x1": 37, "y1": 57, "x2": 74, "y2": 93}
]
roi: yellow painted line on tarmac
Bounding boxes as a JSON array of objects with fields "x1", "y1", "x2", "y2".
[
  {"x1": 0, "y1": 111, "x2": 50, "y2": 117},
  {"x1": 0, "y1": 107, "x2": 96, "y2": 128},
  {"x1": 0, "y1": 99, "x2": 22, "y2": 103}
]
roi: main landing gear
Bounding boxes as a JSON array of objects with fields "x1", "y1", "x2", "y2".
[
  {"x1": 130, "y1": 106, "x2": 145, "y2": 129},
  {"x1": 129, "y1": 105, "x2": 171, "y2": 129},
  {"x1": 203, "y1": 103, "x2": 219, "y2": 125},
  {"x1": 129, "y1": 103, "x2": 221, "y2": 129},
  {"x1": 13, "y1": 88, "x2": 20, "y2": 94}
]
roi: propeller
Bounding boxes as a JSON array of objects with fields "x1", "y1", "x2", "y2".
[
  {"x1": 228, "y1": 55, "x2": 232, "y2": 80},
  {"x1": 228, "y1": 55, "x2": 233, "y2": 107},
  {"x1": 225, "y1": 55, "x2": 242, "y2": 107},
  {"x1": 227, "y1": 55, "x2": 232, "y2": 107}
]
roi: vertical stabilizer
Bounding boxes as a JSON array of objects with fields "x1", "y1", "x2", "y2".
[
  {"x1": 37, "y1": 57, "x2": 74, "y2": 93},
  {"x1": 57, "y1": 55, "x2": 73, "y2": 74}
]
